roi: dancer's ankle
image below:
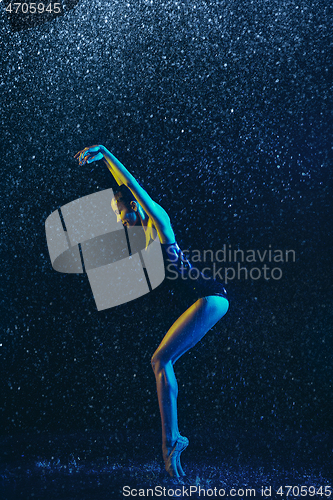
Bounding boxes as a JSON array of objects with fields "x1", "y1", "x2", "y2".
[{"x1": 163, "y1": 433, "x2": 179, "y2": 449}]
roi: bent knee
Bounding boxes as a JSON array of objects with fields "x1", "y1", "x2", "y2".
[
  {"x1": 151, "y1": 350, "x2": 168, "y2": 374},
  {"x1": 151, "y1": 351, "x2": 159, "y2": 373}
]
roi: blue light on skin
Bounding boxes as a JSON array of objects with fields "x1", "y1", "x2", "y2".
[
  {"x1": 76, "y1": 145, "x2": 229, "y2": 479},
  {"x1": 111, "y1": 197, "x2": 147, "y2": 228}
]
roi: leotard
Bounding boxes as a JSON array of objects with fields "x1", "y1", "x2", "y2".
[{"x1": 161, "y1": 242, "x2": 227, "y2": 301}]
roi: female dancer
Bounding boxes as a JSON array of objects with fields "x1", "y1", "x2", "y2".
[{"x1": 75, "y1": 145, "x2": 229, "y2": 478}]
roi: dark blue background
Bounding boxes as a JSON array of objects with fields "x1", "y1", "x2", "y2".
[{"x1": 0, "y1": 0, "x2": 332, "y2": 496}]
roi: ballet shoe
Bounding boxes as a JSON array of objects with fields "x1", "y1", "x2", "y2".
[
  {"x1": 176, "y1": 452, "x2": 185, "y2": 477},
  {"x1": 163, "y1": 435, "x2": 189, "y2": 478}
]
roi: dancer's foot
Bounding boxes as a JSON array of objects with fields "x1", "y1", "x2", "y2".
[{"x1": 163, "y1": 435, "x2": 189, "y2": 478}]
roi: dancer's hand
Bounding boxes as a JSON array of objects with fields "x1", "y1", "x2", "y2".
[{"x1": 74, "y1": 145, "x2": 105, "y2": 165}]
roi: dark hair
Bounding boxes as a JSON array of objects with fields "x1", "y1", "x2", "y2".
[{"x1": 113, "y1": 184, "x2": 137, "y2": 205}]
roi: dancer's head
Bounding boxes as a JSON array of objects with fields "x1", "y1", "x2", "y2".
[{"x1": 111, "y1": 184, "x2": 141, "y2": 227}]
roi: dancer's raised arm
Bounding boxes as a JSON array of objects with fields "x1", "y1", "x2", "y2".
[{"x1": 74, "y1": 145, "x2": 173, "y2": 239}]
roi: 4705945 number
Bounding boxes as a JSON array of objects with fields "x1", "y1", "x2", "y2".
[
  {"x1": 276, "y1": 485, "x2": 331, "y2": 497},
  {"x1": 5, "y1": 3, "x2": 62, "y2": 14}
]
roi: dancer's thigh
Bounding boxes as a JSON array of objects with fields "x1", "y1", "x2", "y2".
[{"x1": 154, "y1": 296, "x2": 229, "y2": 365}]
